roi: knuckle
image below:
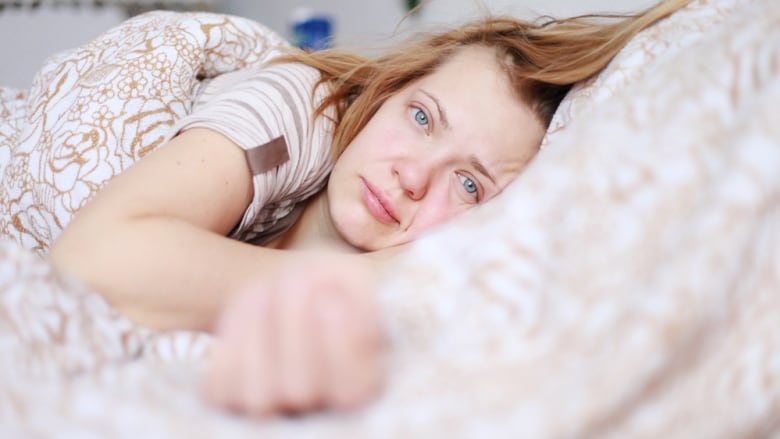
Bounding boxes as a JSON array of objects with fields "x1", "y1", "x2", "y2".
[
  {"x1": 278, "y1": 385, "x2": 319, "y2": 413},
  {"x1": 242, "y1": 390, "x2": 274, "y2": 418}
]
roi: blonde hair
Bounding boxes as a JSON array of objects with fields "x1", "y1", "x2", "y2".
[{"x1": 279, "y1": 0, "x2": 689, "y2": 156}]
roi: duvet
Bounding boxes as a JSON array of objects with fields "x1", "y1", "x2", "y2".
[{"x1": 1, "y1": 0, "x2": 778, "y2": 437}]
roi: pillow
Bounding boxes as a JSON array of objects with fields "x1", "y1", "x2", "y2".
[
  {"x1": 0, "y1": 11, "x2": 289, "y2": 254},
  {"x1": 545, "y1": 0, "x2": 742, "y2": 144},
  {"x1": 372, "y1": 0, "x2": 780, "y2": 437}
]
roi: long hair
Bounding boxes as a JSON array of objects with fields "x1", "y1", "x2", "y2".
[{"x1": 278, "y1": 0, "x2": 689, "y2": 156}]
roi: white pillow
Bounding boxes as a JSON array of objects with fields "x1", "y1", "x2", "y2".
[{"x1": 373, "y1": 0, "x2": 780, "y2": 437}]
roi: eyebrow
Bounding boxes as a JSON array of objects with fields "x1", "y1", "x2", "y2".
[
  {"x1": 420, "y1": 89, "x2": 450, "y2": 129},
  {"x1": 470, "y1": 155, "x2": 497, "y2": 186}
]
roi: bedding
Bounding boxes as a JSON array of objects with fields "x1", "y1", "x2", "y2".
[
  {"x1": 0, "y1": 11, "x2": 289, "y2": 254},
  {"x1": 1, "y1": 0, "x2": 779, "y2": 437}
]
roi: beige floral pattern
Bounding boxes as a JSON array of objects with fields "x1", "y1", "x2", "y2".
[
  {"x1": 1, "y1": 0, "x2": 779, "y2": 437},
  {"x1": 0, "y1": 11, "x2": 289, "y2": 255}
]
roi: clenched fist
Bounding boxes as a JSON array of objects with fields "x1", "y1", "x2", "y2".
[{"x1": 205, "y1": 253, "x2": 384, "y2": 417}]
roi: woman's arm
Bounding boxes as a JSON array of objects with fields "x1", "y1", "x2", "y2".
[{"x1": 48, "y1": 128, "x2": 299, "y2": 331}]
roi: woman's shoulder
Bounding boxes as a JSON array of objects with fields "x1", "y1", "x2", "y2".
[
  {"x1": 174, "y1": 58, "x2": 334, "y2": 146},
  {"x1": 197, "y1": 60, "x2": 325, "y2": 102}
]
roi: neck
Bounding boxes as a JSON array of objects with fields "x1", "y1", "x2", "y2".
[{"x1": 268, "y1": 190, "x2": 358, "y2": 253}]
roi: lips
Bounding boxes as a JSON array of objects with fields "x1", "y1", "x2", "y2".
[{"x1": 360, "y1": 177, "x2": 399, "y2": 225}]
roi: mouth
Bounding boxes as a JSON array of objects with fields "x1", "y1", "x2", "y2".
[{"x1": 360, "y1": 177, "x2": 400, "y2": 225}]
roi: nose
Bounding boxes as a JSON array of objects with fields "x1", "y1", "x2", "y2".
[{"x1": 393, "y1": 156, "x2": 434, "y2": 201}]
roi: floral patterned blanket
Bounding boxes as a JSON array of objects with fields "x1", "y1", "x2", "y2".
[
  {"x1": 1, "y1": 1, "x2": 779, "y2": 437},
  {"x1": 0, "y1": 11, "x2": 288, "y2": 253}
]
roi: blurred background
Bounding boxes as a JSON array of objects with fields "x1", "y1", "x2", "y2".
[{"x1": 0, "y1": 0, "x2": 654, "y2": 89}]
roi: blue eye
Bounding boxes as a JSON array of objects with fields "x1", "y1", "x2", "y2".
[
  {"x1": 458, "y1": 173, "x2": 479, "y2": 198},
  {"x1": 413, "y1": 108, "x2": 429, "y2": 127}
]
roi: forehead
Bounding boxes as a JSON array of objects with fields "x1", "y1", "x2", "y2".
[{"x1": 413, "y1": 46, "x2": 544, "y2": 182}]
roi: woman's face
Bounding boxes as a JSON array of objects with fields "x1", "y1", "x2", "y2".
[{"x1": 326, "y1": 45, "x2": 545, "y2": 251}]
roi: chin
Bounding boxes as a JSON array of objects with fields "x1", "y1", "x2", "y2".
[
  {"x1": 341, "y1": 230, "x2": 397, "y2": 253},
  {"x1": 344, "y1": 236, "x2": 380, "y2": 253},
  {"x1": 332, "y1": 221, "x2": 374, "y2": 252},
  {"x1": 333, "y1": 216, "x2": 403, "y2": 252}
]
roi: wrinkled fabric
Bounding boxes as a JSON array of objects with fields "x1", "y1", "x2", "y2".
[{"x1": 1, "y1": 0, "x2": 778, "y2": 437}]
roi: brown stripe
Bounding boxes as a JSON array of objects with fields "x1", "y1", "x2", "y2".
[{"x1": 245, "y1": 136, "x2": 290, "y2": 175}]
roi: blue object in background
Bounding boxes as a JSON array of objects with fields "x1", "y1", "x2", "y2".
[{"x1": 291, "y1": 10, "x2": 333, "y2": 51}]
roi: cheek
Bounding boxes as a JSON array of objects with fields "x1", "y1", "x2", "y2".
[
  {"x1": 411, "y1": 191, "x2": 464, "y2": 235},
  {"x1": 331, "y1": 129, "x2": 379, "y2": 178},
  {"x1": 348, "y1": 113, "x2": 411, "y2": 158}
]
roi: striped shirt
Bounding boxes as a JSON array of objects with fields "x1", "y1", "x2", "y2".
[{"x1": 172, "y1": 62, "x2": 336, "y2": 245}]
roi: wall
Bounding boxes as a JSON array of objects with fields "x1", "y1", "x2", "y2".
[
  {"x1": 220, "y1": 0, "x2": 656, "y2": 47},
  {"x1": 0, "y1": 6, "x2": 126, "y2": 89},
  {"x1": 417, "y1": 0, "x2": 656, "y2": 25},
  {"x1": 218, "y1": 0, "x2": 410, "y2": 49},
  {"x1": 0, "y1": 0, "x2": 655, "y2": 89}
]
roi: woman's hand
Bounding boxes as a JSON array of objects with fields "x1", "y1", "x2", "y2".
[{"x1": 206, "y1": 253, "x2": 384, "y2": 417}]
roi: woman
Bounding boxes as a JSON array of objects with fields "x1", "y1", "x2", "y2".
[{"x1": 47, "y1": 0, "x2": 688, "y2": 417}]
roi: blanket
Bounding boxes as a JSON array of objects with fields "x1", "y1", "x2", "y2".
[
  {"x1": 0, "y1": 11, "x2": 289, "y2": 254},
  {"x1": 1, "y1": 0, "x2": 779, "y2": 437}
]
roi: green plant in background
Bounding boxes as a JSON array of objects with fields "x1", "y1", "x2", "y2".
[{"x1": 406, "y1": 0, "x2": 423, "y2": 13}]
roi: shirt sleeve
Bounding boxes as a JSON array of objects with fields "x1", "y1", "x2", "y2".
[{"x1": 170, "y1": 62, "x2": 336, "y2": 242}]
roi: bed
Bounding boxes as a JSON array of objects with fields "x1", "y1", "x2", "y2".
[{"x1": 1, "y1": 0, "x2": 779, "y2": 436}]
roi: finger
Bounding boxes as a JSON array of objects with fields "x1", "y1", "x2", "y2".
[
  {"x1": 275, "y1": 275, "x2": 322, "y2": 412},
  {"x1": 318, "y1": 292, "x2": 384, "y2": 411},
  {"x1": 206, "y1": 290, "x2": 253, "y2": 412},
  {"x1": 236, "y1": 288, "x2": 277, "y2": 417}
]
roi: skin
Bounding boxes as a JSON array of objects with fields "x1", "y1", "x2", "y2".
[
  {"x1": 208, "y1": 252, "x2": 382, "y2": 417},
  {"x1": 206, "y1": 46, "x2": 545, "y2": 417},
  {"x1": 274, "y1": 45, "x2": 545, "y2": 252},
  {"x1": 47, "y1": 45, "x2": 545, "y2": 418}
]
